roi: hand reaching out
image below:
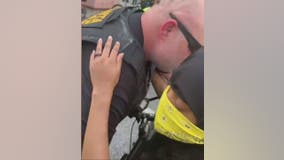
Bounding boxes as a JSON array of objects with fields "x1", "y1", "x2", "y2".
[
  {"x1": 89, "y1": 36, "x2": 124, "y2": 95},
  {"x1": 84, "y1": 37, "x2": 124, "y2": 160}
]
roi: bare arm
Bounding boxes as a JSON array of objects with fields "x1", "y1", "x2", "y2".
[
  {"x1": 151, "y1": 69, "x2": 171, "y2": 97},
  {"x1": 83, "y1": 90, "x2": 112, "y2": 159},
  {"x1": 82, "y1": 36, "x2": 124, "y2": 160}
]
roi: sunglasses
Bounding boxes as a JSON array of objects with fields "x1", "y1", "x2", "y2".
[{"x1": 169, "y1": 13, "x2": 202, "y2": 53}]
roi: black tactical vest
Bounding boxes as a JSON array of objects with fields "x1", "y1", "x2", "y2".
[{"x1": 82, "y1": 7, "x2": 149, "y2": 115}]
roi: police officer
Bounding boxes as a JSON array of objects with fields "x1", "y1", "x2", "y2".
[{"x1": 82, "y1": 0, "x2": 204, "y2": 144}]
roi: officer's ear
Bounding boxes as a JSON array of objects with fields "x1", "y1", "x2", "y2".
[{"x1": 159, "y1": 19, "x2": 177, "y2": 39}]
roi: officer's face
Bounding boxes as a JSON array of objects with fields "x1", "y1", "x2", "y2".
[
  {"x1": 152, "y1": 13, "x2": 203, "y2": 73},
  {"x1": 153, "y1": 26, "x2": 191, "y2": 73}
]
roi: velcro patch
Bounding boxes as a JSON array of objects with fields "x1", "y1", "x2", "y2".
[{"x1": 82, "y1": 9, "x2": 113, "y2": 25}]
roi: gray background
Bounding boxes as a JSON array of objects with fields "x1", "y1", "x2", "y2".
[{"x1": 205, "y1": 0, "x2": 284, "y2": 159}]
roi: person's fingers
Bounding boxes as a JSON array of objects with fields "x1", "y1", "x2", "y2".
[
  {"x1": 110, "y1": 41, "x2": 120, "y2": 60},
  {"x1": 89, "y1": 50, "x2": 95, "y2": 83},
  {"x1": 102, "y1": 36, "x2": 113, "y2": 58},
  {"x1": 95, "y1": 38, "x2": 103, "y2": 56},
  {"x1": 117, "y1": 53, "x2": 124, "y2": 70},
  {"x1": 89, "y1": 50, "x2": 95, "y2": 66}
]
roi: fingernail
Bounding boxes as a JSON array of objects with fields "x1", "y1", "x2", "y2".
[
  {"x1": 108, "y1": 35, "x2": 112, "y2": 39},
  {"x1": 116, "y1": 41, "x2": 120, "y2": 45},
  {"x1": 98, "y1": 38, "x2": 102, "y2": 43}
]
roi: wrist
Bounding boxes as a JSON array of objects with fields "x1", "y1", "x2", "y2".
[
  {"x1": 92, "y1": 86, "x2": 114, "y2": 97},
  {"x1": 90, "y1": 90, "x2": 113, "y2": 113}
]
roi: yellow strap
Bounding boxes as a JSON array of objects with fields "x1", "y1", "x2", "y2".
[{"x1": 154, "y1": 86, "x2": 204, "y2": 144}]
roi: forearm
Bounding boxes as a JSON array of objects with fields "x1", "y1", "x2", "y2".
[
  {"x1": 82, "y1": 90, "x2": 113, "y2": 160},
  {"x1": 151, "y1": 71, "x2": 169, "y2": 97}
]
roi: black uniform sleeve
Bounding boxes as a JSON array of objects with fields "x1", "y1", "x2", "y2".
[
  {"x1": 81, "y1": 42, "x2": 137, "y2": 144},
  {"x1": 107, "y1": 61, "x2": 138, "y2": 141}
]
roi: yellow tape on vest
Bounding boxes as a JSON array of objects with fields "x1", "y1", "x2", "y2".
[{"x1": 82, "y1": 9, "x2": 113, "y2": 25}]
